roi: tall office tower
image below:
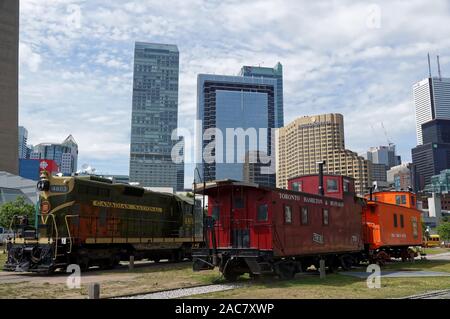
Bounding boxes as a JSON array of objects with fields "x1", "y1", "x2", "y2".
[
  {"x1": 367, "y1": 145, "x2": 401, "y2": 169},
  {"x1": 18, "y1": 126, "x2": 28, "y2": 159},
  {"x1": 129, "y1": 42, "x2": 179, "y2": 189},
  {"x1": 276, "y1": 113, "x2": 370, "y2": 195},
  {"x1": 0, "y1": 0, "x2": 19, "y2": 174},
  {"x1": 240, "y1": 62, "x2": 284, "y2": 128},
  {"x1": 413, "y1": 76, "x2": 450, "y2": 145},
  {"x1": 32, "y1": 135, "x2": 78, "y2": 175},
  {"x1": 196, "y1": 74, "x2": 277, "y2": 186},
  {"x1": 412, "y1": 119, "x2": 450, "y2": 191}
]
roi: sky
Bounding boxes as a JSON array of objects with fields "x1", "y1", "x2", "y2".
[{"x1": 18, "y1": 0, "x2": 450, "y2": 187}]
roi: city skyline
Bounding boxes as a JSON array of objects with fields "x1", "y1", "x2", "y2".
[{"x1": 17, "y1": 1, "x2": 450, "y2": 187}]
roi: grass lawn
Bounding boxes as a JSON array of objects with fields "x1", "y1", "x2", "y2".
[
  {"x1": 1, "y1": 257, "x2": 449, "y2": 299},
  {"x1": 422, "y1": 247, "x2": 450, "y2": 255},
  {"x1": 0, "y1": 251, "x2": 6, "y2": 268},
  {"x1": 0, "y1": 262, "x2": 223, "y2": 299},
  {"x1": 192, "y1": 260, "x2": 450, "y2": 299}
]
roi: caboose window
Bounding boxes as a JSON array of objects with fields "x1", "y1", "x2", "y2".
[
  {"x1": 400, "y1": 214, "x2": 404, "y2": 228},
  {"x1": 323, "y1": 209, "x2": 329, "y2": 225},
  {"x1": 292, "y1": 182, "x2": 302, "y2": 192},
  {"x1": 234, "y1": 197, "x2": 244, "y2": 209},
  {"x1": 327, "y1": 179, "x2": 338, "y2": 193},
  {"x1": 301, "y1": 207, "x2": 308, "y2": 225},
  {"x1": 284, "y1": 205, "x2": 292, "y2": 224},
  {"x1": 257, "y1": 204, "x2": 268, "y2": 222},
  {"x1": 212, "y1": 206, "x2": 220, "y2": 221},
  {"x1": 343, "y1": 180, "x2": 350, "y2": 192},
  {"x1": 393, "y1": 214, "x2": 398, "y2": 227},
  {"x1": 401, "y1": 195, "x2": 406, "y2": 204}
]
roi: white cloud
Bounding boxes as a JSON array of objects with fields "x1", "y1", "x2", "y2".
[
  {"x1": 18, "y1": 0, "x2": 450, "y2": 181},
  {"x1": 19, "y1": 42, "x2": 42, "y2": 72}
]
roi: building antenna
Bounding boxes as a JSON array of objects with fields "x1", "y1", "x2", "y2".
[
  {"x1": 437, "y1": 55, "x2": 442, "y2": 80},
  {"x1": 427, "y1": 53, "x2": 432, "y2": 78}
]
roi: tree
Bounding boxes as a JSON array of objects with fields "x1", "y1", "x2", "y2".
[
  {"x1": 437, "y1": 222, "x2": 450, "y2": 244},
  {"x1": 0, "y1": 196, "x2": 35, "y2": 229}
]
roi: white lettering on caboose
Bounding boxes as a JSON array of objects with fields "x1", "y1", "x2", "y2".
[{"x1": 279, "y1": 193, "x2": 301, "y2": 201}]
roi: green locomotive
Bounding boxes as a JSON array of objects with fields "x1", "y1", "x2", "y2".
[{"x1": 4, "y1": 171, "x2": 203, "y2": 274}]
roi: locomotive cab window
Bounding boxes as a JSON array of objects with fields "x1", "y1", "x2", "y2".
[
  {"x1": 284, "y1": 205, "x2": 292, "y2": 224},
  {"x1": 301, "y1": 207, "x2": 308, "y2": 225},
  {"x1": 322, "y1": 209, "x2": 329, "y2": 225},
  {"x1": 257, "y1": 204, "x2": 268, "y2": 222}
]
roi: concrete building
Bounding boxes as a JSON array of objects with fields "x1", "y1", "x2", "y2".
[
  {"x1": 276, "y1": 113, "x2": 371, "y2": 195},
  {"x1": 239, "y1": 62, "x2": 284, "y2": 128},
  {"x1": 129, "y1": 42, "x2": 179, "y2": 189},
  {"x1": 31, "y1": 135, "x2": 78, "y2": 175},
  {"x1": 0, "y1": 0, "x2": 19, "y2": 174},
  {"x1": 196, "y1": 74, "x2": 278, "y2": 183},
  {"x1": 412, "y1": 119, "x2": 450, "y2": 190},
  {"x1": 370, "y1": 163, "x2": 388, "y2": 183},
  {"x1": 413, "y1": 76, "x2": 450, "y2": 145},
  {"x1": 387, "y1": 163, "x2": 415, "y2": 191}
]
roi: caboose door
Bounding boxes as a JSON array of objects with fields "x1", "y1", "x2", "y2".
[{"x1": 230, "y1": 189, "x2": 250, "y2": 249}]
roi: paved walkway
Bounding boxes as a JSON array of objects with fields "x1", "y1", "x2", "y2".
[
  {"x1": 340, "y1": 270, "x2": 450, "y2": 279},
  {"x1": 425, "y1": 252, "x2": 450, "y2": 261}
]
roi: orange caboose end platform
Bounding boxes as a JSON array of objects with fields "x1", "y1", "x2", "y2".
[{"x1": 362, "y1": 191, "x2": 423, "y2": 262}]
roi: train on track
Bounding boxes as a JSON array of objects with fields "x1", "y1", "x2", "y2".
[
  {"x1": 192, "y1": 172, "x2": 423, "y2": 281},
  {"x1": 4, "y1": 167, "x2": 423, "y2": 278},
  {"x1": 4, "y1": 171, "x2": 203, "y2": 274}
]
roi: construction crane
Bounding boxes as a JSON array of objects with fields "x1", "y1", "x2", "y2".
[{"x1": 380, "y1": 122, "x2": 393, "y2": 146}]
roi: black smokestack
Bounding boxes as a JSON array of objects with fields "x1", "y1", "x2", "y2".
[{"x1": 317, "y1": 161, "x2": 325, "y2": 196}]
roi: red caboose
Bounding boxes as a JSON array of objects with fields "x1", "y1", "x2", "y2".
[{"x1": 193, "y1": 176, "x2": 364, "y2": 281}]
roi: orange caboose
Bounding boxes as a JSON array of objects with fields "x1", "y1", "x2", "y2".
[{"x1": 362, "y1": 191, "x2": 423, "y2": 263}]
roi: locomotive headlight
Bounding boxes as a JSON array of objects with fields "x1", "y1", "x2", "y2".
[{"x1": 37, "y1": 180, "x2": 50, "y2": 192}]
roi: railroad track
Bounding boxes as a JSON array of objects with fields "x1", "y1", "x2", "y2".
[
  {"x1": 111, "y1": 282, "x2": 245, "y2": 299},
  {"x1": 403, "y1": 289, "x2": 450, "y2": 299}
]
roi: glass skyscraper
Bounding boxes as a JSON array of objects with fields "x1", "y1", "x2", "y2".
[
  {"x1": 196, "y1": 74, "x2": 277, "y2": 186},
  {"x1": 413, "y1": 77, "x2": 450, "y2": 145},
  {"x1": 129, "y1": 42, "x2": 180, "y2": 189},
  {"x1": 240, "y1": 62, "x2": 284, "y2": 128}
]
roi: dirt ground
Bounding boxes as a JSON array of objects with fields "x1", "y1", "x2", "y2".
[{"x1": 0, "y1": 259, "x2": 221, "y2": 299}]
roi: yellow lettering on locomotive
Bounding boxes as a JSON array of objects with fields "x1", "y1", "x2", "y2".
[{"x1": 92, "y1": 200, "x2": 163, "y2": 213}]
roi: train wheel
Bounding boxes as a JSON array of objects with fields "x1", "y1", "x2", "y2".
[
  {"x1": 339, "y1": 255, "x2": 353, "y2": 271},
  {"x1": 153, "y1": 258, "x2": 160, "y2": 263},
  {"x1": 77, "y1": 256, "x2": 89, "y2": 272},
  {"x1": 223, "y1": 268, "x2": 239, "y2": 282},
  {"x1": 276, "y1": 263, "x2": 295, "y2": 280}
]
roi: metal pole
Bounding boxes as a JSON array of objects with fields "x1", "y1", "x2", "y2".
[
  {"x1": 88, "y1": 283, "x2": 100, "y2": 299},
  {"x1": 319, "y1": 259, "x2": 326, "y2": 279}
]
